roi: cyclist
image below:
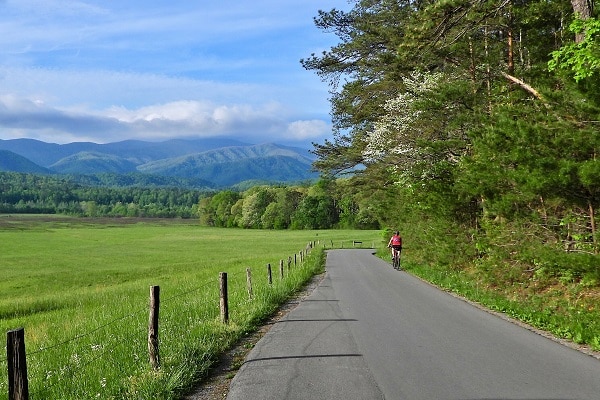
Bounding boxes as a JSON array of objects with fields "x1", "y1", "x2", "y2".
[{"x1": 387, "y1": 231, "x2": 402, "y2": 264}]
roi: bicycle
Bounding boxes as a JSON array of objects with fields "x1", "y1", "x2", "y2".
[{"x1": 389, "y1": 246, "x2": 401, "y2": 270}]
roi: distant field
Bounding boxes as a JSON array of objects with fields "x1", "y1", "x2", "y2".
[{"x1": 0, "y1": 215, "x2": 382, "y2": 399}]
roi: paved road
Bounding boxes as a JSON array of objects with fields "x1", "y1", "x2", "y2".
[{"x1": 227, "y1": 249, "x2": 600, "y2": 400}]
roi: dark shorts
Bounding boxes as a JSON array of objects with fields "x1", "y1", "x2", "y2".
[{"x1": 391, "y1": 245, "x2": 402, "y2": 252}]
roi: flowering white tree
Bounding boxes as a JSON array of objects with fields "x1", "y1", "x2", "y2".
[
  {"x1": 363, "y1": 71, "x2": 444, "y2": 164},
  {"x1": 363, "y1": 70, "x2": 468, "y2": 183}
]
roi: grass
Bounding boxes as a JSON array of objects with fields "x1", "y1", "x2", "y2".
[{"x1": 0, "y1": 215, "x2": 381, "y2": 399}]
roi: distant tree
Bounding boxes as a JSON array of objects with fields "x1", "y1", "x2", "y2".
[
  {"x1": 81, "y1": 201, "x2": 98, "y2": 217},
  {"x1": 240, "y1": 187, "x2": 275, "y2": 228},
  {"x1": 292, "y1": 194, "x2": 338, "y2": 229}
]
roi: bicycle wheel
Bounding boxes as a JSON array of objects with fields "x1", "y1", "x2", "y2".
[{"x1": 392, "y1": 253, "x2": 399, "y2": 270}]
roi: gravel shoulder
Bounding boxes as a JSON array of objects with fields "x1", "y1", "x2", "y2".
[{"x1": 183, "y1": 273, "x2": 325, "y2": 400}]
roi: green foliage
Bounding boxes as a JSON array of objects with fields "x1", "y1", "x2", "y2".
[
  {"x1": 389, "y1": 213, "x2": 600, "y2": 350},
  {"x1": 301, "y1": 0, "x2": 417, "y2": 174},
  {"x1": 303, "y1": 0, "x2": 600, "y2": 247},
  {"x1": 197, "y1": 178, "x2": 383, "y2": 230},
  {"x1": 67, "y1": 172, "x2": 215, "y2": 189},
  {"x1": 549, "y1": 17, "x2": 600, "y2": 82},
  {"x1": 292, "y1": 195, "x2": 338, "y2": 229}
]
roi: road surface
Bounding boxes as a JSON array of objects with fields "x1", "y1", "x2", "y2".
[{"x1": 227, "y1": 249, "x2": 600, "y2": 399}]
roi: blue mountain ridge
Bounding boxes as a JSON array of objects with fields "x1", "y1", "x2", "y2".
[{"x1": 0, "y1": 138, "x2": 318, "y2": 187}]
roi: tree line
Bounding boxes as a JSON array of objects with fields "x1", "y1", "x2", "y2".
[
  {"x1": 0, "y1": 172, "x2": 382, "y2": 228},
  {"x1": 197, "y1": 178, "x2": 381, "y2": 229},
  {"x1": 0, "y1": 172, "x2": 203, "y2": 218}
]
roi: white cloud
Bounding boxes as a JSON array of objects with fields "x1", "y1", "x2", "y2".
[
  {"x1": 286, "y1": 120, "x2": 331, "y2": 140},
  {"x1": 0, "y1": 95, "x2": 331, "y2": 144}
]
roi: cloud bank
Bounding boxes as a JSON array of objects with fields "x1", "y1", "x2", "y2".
[
  {"x1": 0, "y1": 94, "x2": 331, "y2": 144},
  {"x1": 0, "y1": 0, "x2": 346, "y2": 145}
]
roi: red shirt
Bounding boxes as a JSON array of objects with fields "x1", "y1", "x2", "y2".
[{"x1": 391, "y1": 235, "x2": 402, "y2": 246}]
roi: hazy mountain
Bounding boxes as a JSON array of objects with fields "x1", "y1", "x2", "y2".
[
  {"x1": 139, "y1": 143, "x2": 312, "y2": 172},
  {"x1": 50, "y1": 151, "x2": 139, "y2": 174},
  {"x1": 0, "y1": 137, "x2": 252, "y2": 166},
  {"x1": 0, "y1": 150, "x2": 50, "y2": 174},
  {"x1": 0, "y1": 138, "x2": 317, "y2": 187},
  {"x1": 137, "y1": 143, "x2": 318, "y2": 186}
]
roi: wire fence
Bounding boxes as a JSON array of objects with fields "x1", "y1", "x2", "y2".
[{"x1": 2, "y1": 242, "x2": 328, "y2": 400}]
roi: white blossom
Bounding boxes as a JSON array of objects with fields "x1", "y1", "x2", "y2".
[{"x1": 363, "y1": 70, "x2": 445, "y2": 164}]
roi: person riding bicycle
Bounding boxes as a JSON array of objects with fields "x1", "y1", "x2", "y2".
[{"x1": 387, "y1": 231, "x2": 402, "y2": 260}]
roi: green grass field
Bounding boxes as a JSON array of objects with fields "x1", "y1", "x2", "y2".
[{"x1": 0, "y1": 216, "x2": 382, "y2": 399}]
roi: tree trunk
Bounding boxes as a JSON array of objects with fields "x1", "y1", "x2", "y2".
[
  {"x1": 571, "y1": 0, "x2": 593, "y2": 43},
  {"x1": 500, "y1": 72, "x2": 547, "y2": 105}
]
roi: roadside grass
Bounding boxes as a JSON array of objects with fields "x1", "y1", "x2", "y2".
[{"x1": 0, "y1": 216, "x2": 380, "y2": 399}]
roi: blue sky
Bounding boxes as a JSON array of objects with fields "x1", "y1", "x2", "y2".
[{"x1": 0, "y1": 0, "x2": 350, "y2": 146}]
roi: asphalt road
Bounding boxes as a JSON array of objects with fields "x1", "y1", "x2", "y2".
[{"x1": 226, "y1": 249, "x2": 600, "y2": 400}]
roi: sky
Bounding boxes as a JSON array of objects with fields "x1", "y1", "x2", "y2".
[{"x1": 0, "y1": 0, "x2": 351, "y2": 146}]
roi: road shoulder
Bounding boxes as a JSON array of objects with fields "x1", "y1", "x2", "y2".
[{"x1": 183, "y1": 272, "x2": 325, "y2": 400}]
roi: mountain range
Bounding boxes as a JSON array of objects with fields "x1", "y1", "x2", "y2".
[{"x1": 0, "y1": 138, "x2": 319, "y2": 188}]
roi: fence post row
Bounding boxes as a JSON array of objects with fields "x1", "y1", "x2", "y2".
[
  {"x1": 5, "y1": 244, "x2": 315, "y2": 398},
  {"x1": 148, "y1": 285, "x2": 160, "y2": 370},
  {"x1": 7, "y1": 328, "x2": 29, "y2": 400}
]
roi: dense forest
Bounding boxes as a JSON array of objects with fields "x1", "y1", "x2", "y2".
[
  {"x1": 0, "y1": 171, "x2": 379, "y2": 228},
  {"x1": 0, "y1": 172, "x2": 204, "y2": 218},
  {"x1": 295, "y1": 0, "x2": 600, "y2": 256}
]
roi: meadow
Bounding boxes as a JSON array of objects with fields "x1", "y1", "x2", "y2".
[{"x1": 0, "y1": 215, "x2": 382, "y2": 399}]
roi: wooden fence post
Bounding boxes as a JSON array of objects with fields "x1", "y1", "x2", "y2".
[
  {"x1": 246, "y1": 268, "x2": 253, "y2": 300},
  {"x1": 219, "y1": 272, "x2": 229, "y2": 324},
  {"x1": 294, "y1": 253, "x2": 297, "y2": 267},
  {"x1": 279, "y1": 259, "x2": 284, "y2": 280},
  {"x1": 7, "y1": 327, "x2": 29, "y2": 400},
  {"x1": 148, "y1": 285, "x2": 160, "y2": 369},
  {"x1": 267, "y1": 263, "x2": 272, "y2": 285},
  {"x1": 287, "y1": 256, "x2": 292, "y2": 270}
]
